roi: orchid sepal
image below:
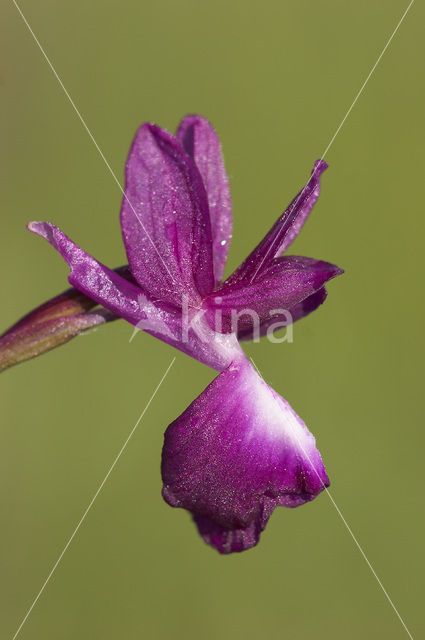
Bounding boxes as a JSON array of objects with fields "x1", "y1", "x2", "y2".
[{"x1": 0, "y1": 287, "x2": 114, "y2": 373}]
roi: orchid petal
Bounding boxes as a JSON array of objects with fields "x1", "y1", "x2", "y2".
[
  {"x1": 227, "y1": 160, "x2": 328, "y2": 284},
  {"x1": 162, "y1": 359, "x2": 329, "y2": 553},
  {"x1": 27, "y1": 222, "x2": 240, "y2": 371},
  {"x1": 177, "y1": 115, "x2": 232, "y2": 284},
  {"x1": 28, "y1": 222, "x2": 148, "y2": 325},
  {"x1": 237, "y1": 287, "x2": 328, "y2": 341},
  {"x1": 204, "y1": 256, "x2": 342, "y2": 335},
  {"x1": 120, "y1": 123, "x2": 214, "y2": 306},
  {"x1": 27, "y1": 221, "x2": 180, "y2": 345}
]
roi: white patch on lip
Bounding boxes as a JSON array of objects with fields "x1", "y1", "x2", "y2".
[{"x1": 241, "y1": 365, "x2": 316, "y2": 455}]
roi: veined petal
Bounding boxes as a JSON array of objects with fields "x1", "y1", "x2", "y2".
[
  {"x1": 120, "y1": 123, "x2": 214, "y2": 306},
  {"x1": 204, "y1": 256, "x2": 342, "y2": 335},
  {"x1": 27, "y1": 222, "x2": 240, "y2": 372},
  {"x1": 226, "y1": 160, "x2": 328, "y2": 284},
  {"x1": 237, "y1": 287, "x2": 328, "y2": 341},
  {"x1": 177, "y1": 115, "x2": 232, "y2": 284},
  {"x1": 162, "y1": 359, "x2": 329, "y2": 553},
  {"x1": 28, "y1": 222, "x2": 148, "y2": 325}
]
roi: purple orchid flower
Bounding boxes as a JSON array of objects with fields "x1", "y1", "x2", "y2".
[{"x1": 18, "y1": 115, "x2": 342, "y2": 553}]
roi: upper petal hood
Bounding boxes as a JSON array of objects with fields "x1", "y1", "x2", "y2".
[
  {"x1": 162, "y1": 359, "x2": 329, "y2": 553},
  {"x1": 177, "y1": 115, "x2": 232, "y2": 284},
  {"x1": 120, "y1": 123, "x2": 215, "y2": 306}
]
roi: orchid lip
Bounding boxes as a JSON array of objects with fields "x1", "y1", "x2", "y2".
[{"x1": 162, "y1": 358, "x2": 329, "y2": 553}]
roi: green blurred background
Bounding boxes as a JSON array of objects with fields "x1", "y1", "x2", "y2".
[{"x1": 1, "y1": 1, "x2": 424, "y2": 638}]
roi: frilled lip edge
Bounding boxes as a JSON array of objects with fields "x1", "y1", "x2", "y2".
[{"x1": 161, "y1": 359, "x2": 329, "y2": 554}]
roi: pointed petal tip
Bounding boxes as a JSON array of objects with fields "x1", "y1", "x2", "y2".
[
  {"x1": 323, "y1": 262, "x2": 344, "y2": 277},
  {"x1": 144, "y1": 121, "x2": 163, "y2": 135},
  {"x1": 227, "y1": 158, "x2": 330, "y2": 282},
  {"x1": 314, "y1": 159, "x2": 328, "y2": 175},
  {"x1": 142, "y1": 121, "x2": 175, "y2": 145},
  {"x1": 129, "y1": 122, "x2": 175, "y2": 154},
  {"x1": 27, "y1": 221, "x2": 57, "y2": 245},
  {"x1": 27, "y1": 220, "x2": 44, "y2": 234},
  {"x1": 312, "y1": 259, "x2": 343, "y2": 280},
  {"x1": 314, "y1": 262, "x2": 343, "y2": 289},
  {"x1": 329, "y1": 264, "x2": 344, "y2": 279}
]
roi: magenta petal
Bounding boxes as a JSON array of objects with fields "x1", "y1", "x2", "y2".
[
  {"x1": 28, "y1": 222, "x2": 149, "y2": 326},
  {"x1": 193, "y1": 514, "x2": 269, "y2": 554},
  {"x1": 205, "y1": 256, "x2": 342, "y2": 335},
  {"x1": 120, "y1": 123, "x2": 214, "y2": 306},
  {"x1": 285, "y1": 285, "x2": 328, "y2": 322},
  {"x1": 227, "y1": 160, "x2": 328, "y2": 284},
  {"x1": 28, "y1": 222, "x2": 175, "y2": 342},
  {"x1": 177, "y1": 115, "x2": 232, "y2": 284},
  {"x1": 27, "y1": 222, "x2": 240, "y2": 371},
  {"x1": 237, "y1": 287, "x2": 328, "y2": 341},
  {"x1": 162, "y1": 360, "x2": 329, "y2": 553}
]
